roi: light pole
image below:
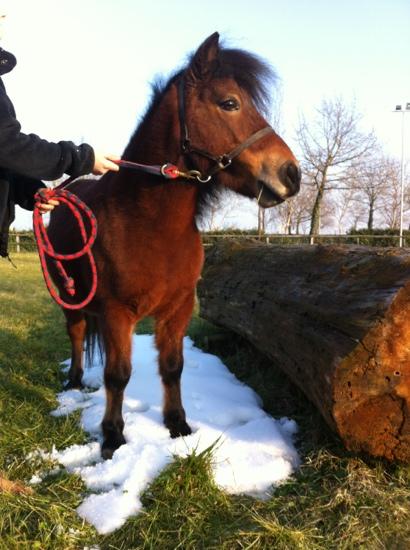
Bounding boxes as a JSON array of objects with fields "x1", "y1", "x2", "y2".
[{"x1": 394, "y1": 103, "x2": 410, "y2": 247}]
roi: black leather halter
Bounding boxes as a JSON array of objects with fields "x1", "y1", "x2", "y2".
[
  {"x1": 178, "y1": 76, "x2": 274, "y2": 183},
  {"x1": 114, "y1": 76, "x2": 275, "y2": 185}
]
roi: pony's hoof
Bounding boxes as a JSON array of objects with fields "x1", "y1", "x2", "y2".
[
  {"x1": 63, "y1": 380, "x2": 84, "y2": 390},
  {"x1": 165, "y1": 410, "x2": 192, "y2": 438},
  {"x1": 169, "y1": 420, "x2": 192, "y2": 439},
  {"x1": 101, "y1": 435, "x2": 126, "y2": 460}
]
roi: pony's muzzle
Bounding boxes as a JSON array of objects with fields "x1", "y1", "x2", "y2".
[{"x1": 279, "y1": 161, "x2": 301, "y2": 197}]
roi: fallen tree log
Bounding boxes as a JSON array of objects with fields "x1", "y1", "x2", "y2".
[{"x1": 197, "y1": 240, "x2": 410, "y2": 462}]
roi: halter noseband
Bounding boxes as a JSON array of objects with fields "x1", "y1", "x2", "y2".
[{"x1": 177, "y1": 76, "x2": 274, "y2": 183}]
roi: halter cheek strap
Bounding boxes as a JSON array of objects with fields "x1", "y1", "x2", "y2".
[{"x1": 178, "y1": 77, "x2": 274, "y2": 182}]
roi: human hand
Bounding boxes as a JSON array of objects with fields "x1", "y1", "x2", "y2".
[
  {"x1": 92, "y1": 152, "x2": 120, "y2": 175},
  {"x1": 38, "y1": 198, "x2": 60, "y2": 214}
]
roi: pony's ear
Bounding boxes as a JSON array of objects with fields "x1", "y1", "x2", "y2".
[{"x1": 186, "y1": 32, "x2": 220, "y2": 84}]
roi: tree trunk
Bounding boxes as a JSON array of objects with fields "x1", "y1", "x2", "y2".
[
  {"x1": 197, "y1": 240, "x2": 410, "y2": 462},
  {"x1": 309, "y1": 178, "x2": 325, "y2": 236},
  {"x1": 367, "y1": 197, "x2": 374, "y2": 230},
  {"x1": 258, "y1": 207, "x2": 265, "y2": 238}
]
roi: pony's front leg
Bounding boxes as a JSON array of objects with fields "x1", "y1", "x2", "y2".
[
  {"x1": 155, "y1": 293, "x2": 195, "y2": 438},
  {"x1": 101, "y1": 303, "x2": 135, "y2": 459},
  {"x1": 63, "y1": 309, "x2": 86, "y2": 389}
]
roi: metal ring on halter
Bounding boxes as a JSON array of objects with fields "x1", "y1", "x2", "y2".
[
  {"x1": 181, "y1": 169, "x2": 212, "y2": 183},
  {"x1": 195, "y1": 173, "x2": 212, "y2": 183}
]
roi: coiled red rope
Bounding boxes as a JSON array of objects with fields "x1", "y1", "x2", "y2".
[
  {"x1": 33, "y1": 180, "x2": 98, "y2": 310},
  {"x1": 33, "y1": 160, "x2": 190, "y2": 309}
]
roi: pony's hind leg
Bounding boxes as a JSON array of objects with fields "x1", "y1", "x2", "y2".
[
  {"x1": 100, "y1": 303, "x2": 135, "y2": 459},
  {"x1": 64, "y1": 309, "x2": 86, "y2": 389},
  {"x1": 155, "y1": 293, "x2": 194, "y2": 438}
]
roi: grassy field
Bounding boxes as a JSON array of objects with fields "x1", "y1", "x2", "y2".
[{"x1": 1, "y1": 253, "x2": 410, "y2": 549}]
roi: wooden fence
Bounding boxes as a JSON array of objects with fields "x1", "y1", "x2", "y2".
[{"x1": 6, "y1": 232, "x2": 409, "y2": 254}]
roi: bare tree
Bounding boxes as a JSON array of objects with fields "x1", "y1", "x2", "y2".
[
  {"x1": 378, "y1": 158, "x2": 410, "y2": 229},
  {"x1": 329, "y1": 186, "x2": 357, "y2": 234},
  {"x1": 198, "y1": 189, "x2": 244, "y2": 231},
  {"x1": 258, "y1": 206, "x2": 266, "y2": 237},
  {"x1": 266, "y1": 182, "x2": 316, "y2": 234},
  {"x1": 346, "y1": 152, "x2": 396, "y2": 230},
  {"x1": 297, "y1": 98, "x2": 376, "y2": 236}
]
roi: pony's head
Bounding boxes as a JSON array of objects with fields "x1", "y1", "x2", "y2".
[{"x1": 180, "y1": 32, "x2": 300, "y2": 208}]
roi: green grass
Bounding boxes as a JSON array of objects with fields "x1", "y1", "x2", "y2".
[{"x1": 1, "y1": 253, "x2": 410, "y2": 549}]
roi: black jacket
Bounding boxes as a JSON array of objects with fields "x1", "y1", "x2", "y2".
[{"x1": 0, "y1": 47, "x2": 95, "y2": 257}]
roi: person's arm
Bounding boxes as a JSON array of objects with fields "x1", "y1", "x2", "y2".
[
  {"x1": 11, "y1": 173, "x2": 45, "y2": 211},
  {"x1": 0, "y1": 109, "x2": 95, "y2": 180},
  {"x1": 0, "y1": 88, "x2": 120, "y2": 179},
  {"x1": 0, "y1": 90, "x2": 119, "y2": 213}
]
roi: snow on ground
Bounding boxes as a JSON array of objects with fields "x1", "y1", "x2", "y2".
[{"x1": 47, "y1": 334, "x2": 300, "y2": 534}]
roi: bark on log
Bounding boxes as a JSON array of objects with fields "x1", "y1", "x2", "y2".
[{"x1": 197, "y1": 240, "x2": 410, "y2": 461}]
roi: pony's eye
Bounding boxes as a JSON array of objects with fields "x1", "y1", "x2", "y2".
[{"x1": 219, "y1": 98, "x2": 240, "y2": 111}]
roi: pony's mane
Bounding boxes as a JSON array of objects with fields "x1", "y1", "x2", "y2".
[
  {"x1": 126, "y1": 44, "x2": 277, "y2": 220},
  {"x1": 146, "y1": 46, "x2": 276, "y2": 117}
]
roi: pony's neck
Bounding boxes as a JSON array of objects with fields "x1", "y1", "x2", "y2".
[
  {"x1": 118, "y1": 82, "x2": 200, "y2": 234},
  {"x1": 123, "y1": 82, "x2": 182, "y2": 168}
]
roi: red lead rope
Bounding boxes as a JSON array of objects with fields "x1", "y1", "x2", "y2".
[
  {"x1": 33, "y1": 161, "x2": 189, "y2": 310},
  {"x1": 33, "y1": 182, "x2": 98, "y2": 310}
]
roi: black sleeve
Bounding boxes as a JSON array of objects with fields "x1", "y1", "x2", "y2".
[
  {"x1": 0, "y1": 94, "x2": 95, "y2": 180},
  {"x1": 11, "y1": 174, "x2": 46, "y2": 211}
]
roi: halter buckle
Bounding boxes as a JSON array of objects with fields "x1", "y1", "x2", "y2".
[{"x1": 217, "y1": 155, "x2": 232, "y2": 170}]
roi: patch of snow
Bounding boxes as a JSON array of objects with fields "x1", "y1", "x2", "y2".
[
  {"x1": 28, "y1": 474, "x2": 43, "y2": 485},
  {"x1": 46, "y1": 334, "x2": 299, "y2": 534}
]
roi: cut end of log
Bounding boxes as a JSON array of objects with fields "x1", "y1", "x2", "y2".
[
  {"x1": 335, "y1": 394, "x2": 410, "y2": 461},
  {"x1": 333, "y1": 282, "x2": 410, "y2": 461}
]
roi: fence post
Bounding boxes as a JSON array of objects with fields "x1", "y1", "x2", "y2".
[{"x1": 16, "y1": 234, "x2": 20, "y2": 253}]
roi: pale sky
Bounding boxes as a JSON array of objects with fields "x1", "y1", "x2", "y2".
[{"x1": 2, "y1": 0, "x2": 410, "y2": 229}]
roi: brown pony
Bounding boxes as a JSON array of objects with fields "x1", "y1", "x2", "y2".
[{"x1": 48, "y1": 32, "x2": 301, "y2": 459}]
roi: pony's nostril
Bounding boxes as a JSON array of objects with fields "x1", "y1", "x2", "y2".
[
  {"x1": 288, "y1": 163, "x2": 301, "y2": 187},
  {"x1": 283, "y1": 162, "x2": 301, "y2": 194}
]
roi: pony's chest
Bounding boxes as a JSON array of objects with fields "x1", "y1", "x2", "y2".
[
  {"x1": 106, "y1": 232, "x2": 204, "y2": 288},
  {"x1": 160, "y1": 234, "x2": 204, "y2": 284},
  {"x1": 112, "y1": 237, "x2": 204, "y2": 319}
]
